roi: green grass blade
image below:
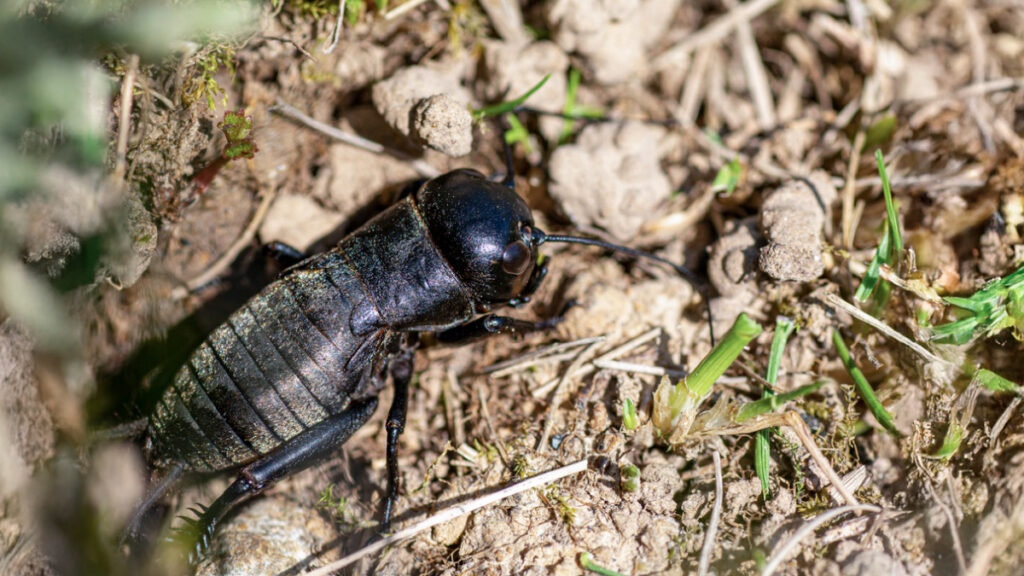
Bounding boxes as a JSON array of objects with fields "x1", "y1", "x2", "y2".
[
  {"x1": 755, "y1": 426, "x2": 772, "y2": 499},
  {"x1": 972, "y1": 368, "x2": 1021, "y2": 394},
  {"x1": 943, "y1": 295, "x2": 985, "y2": 312},
  {"x1": 868, "y1": 273, "x2": 893, "y2": 317},
  {"x1": 933, "y1": 265, "x2": 1024, "y2": 343},
  {"x1": 557, "y1": 68, "x2": 605, "y2": 144},
  {"x1": 503, "y1": 112, "x2": 531, "y2": 151},
  {"x1": 854, "y1": 221, "x2": 890, "y2": 302},
  {"x1": 738, "y1": 381, "x2": 824, "y2": 423},
  {"x1": 559, "y1": 67, "x2": 582, "y2": 144},
  {"x1": 876, "y1": 149, "x2": 903, "y2": 256},
  {"x1": 832, "y1": 330, "x2": 902, "y2": 436},
  {"x1": 579, "y1": 552, "x2": 629, "y2": 576},
  {"x1": 765, "y1": 317, "x2": 795, "y2": 384},
  {"x1": 344, "y1": 0, "x2": 364, "y2": 25},
  {"x1": 755, "y1": 316, "x2": 796, "y2": 499},
  {"x1": 619, "y1": 464, "x2": 640, "y2": 492},
  {"x1": 854, "y1": 151, "x2": 903, "y2": 310},
  {"x1": 862, "y1": 115, "x2": 897, "y2": 150},
  {"x1": 931, "y1": 316, "x2": 981, "y2": 345},
  {"x1": 472, "y1": 74, "x2": 550, "y2": 121}
]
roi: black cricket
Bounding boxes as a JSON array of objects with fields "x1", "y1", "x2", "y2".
[{"x1": 125, "y1": 153, "x2": 708, "y2": 561}]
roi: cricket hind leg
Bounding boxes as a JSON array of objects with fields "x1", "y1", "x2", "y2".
[{"x1": 172, "y1": 397, "x2": 379, "y2": 563}]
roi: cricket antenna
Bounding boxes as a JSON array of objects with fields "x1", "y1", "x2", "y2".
[{"x1": 537, "y1": 232, "x2": 716, "y2": 345}]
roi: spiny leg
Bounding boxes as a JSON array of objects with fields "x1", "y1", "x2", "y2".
[
  {"x1": 174, "y1": 477, "x2": 249, "y2": 564},
  {"x1": 175, "y1": 397, "x2": 378, "y2": 563},
  {"x1": 381, "y1": 347, "x2": 415, "y2": 532}
]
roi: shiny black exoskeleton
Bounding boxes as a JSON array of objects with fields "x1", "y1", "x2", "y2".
[
  {"x1": 131, "y1": 168, "x2": 570, "y2": 559},
  {"x1": 129, "y1": 160, "x2": 709, "y2": 561}
]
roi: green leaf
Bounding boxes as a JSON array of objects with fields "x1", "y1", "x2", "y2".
[
  {"x1": 931, "y1": 317, "x2": 980, "y2": 345},
  {"x1": 862, "y1": 115, "x2": 897, "y2": 150},
  {"x1": 854, "y1": 151, "x2": 903, "y2": 312},
  {"x1": 344, "y1": 0, "x2": 364, "y2": 25},
  {"x1": 622, "y1": 398, "x2": 638, "y2": 431},
  {"x1": 868, "y1": 274, "x2": 892, "y2": 317},
  {"x1": 218, "y1": 110, "x2": 257, "y2": 160},
  {"x1": 557, "y1": 68, "x2": 605, "y2": 144},
  {"x1": 930, "y1": 422, "x2": 963, "y2": 461},
  {"x1": 711, "y1": 157, "x2": 742, "y2": 195},
  {"x1": 765, "y1": 317, "x2": 796, "y2": 385},
  {"x1": 219, "y1": 110, "x2": 253, "y2": 143},
  {"x1": 682, "y1": 313, "x2": 763, "y2": 401},
  {"x1": 1008, "y1": 288, "x2": 1024, "y2": 319},
  {"x1": 503, "y1": 112, "x2": 531, "y2": 151},
  {"x1": 933, "y1": 266, "x2": 1024, "y2": 343},
  {"x1": 656, "y1": 313, "x2": 763, "y2": 438},
  {"x1": 832, "y1": 330, "x2": 901, "y2": 436},
  {"x1": 559, "y1": 67, "x2": 582, "y2": 144},
  {"x1": 619, "y1": 464, "x2": 640, "y2": 492},
  {"x1": 943, "y1": 295, "x2": 983, "y2": 312},
  {"x1": 854, "y1": 221, "x2": 891, "y2": 302}
]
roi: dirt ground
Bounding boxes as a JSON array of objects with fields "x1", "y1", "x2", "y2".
[{"x1": 3, "y1": 0, "x2": 1024, "y2": 575}]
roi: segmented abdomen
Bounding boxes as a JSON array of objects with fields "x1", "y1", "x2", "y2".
[{"x1": 148, "y1": 255, "x2": 388, "y2": 473}]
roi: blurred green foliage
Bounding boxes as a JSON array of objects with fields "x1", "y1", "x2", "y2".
[
  {"x1": 0, "y1": 3, "x2": 256, "y2": 573},
  {"x1": 0, "y1": 1, "x2": 254, "y2": 353},
  {"x1": 0, "y1": 0, "x2": 254, "y2": 198}
]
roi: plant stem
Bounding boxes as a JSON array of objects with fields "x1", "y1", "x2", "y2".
[
  {"x1": 191, "y1": 154, "x2": 229, "y2": 199},
  {"x1": 666, "y1": 313, "x2": 763, "y2": 422},
  {"x1": 687, "y1": 313, "x2": 763, "y2": 398}
]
